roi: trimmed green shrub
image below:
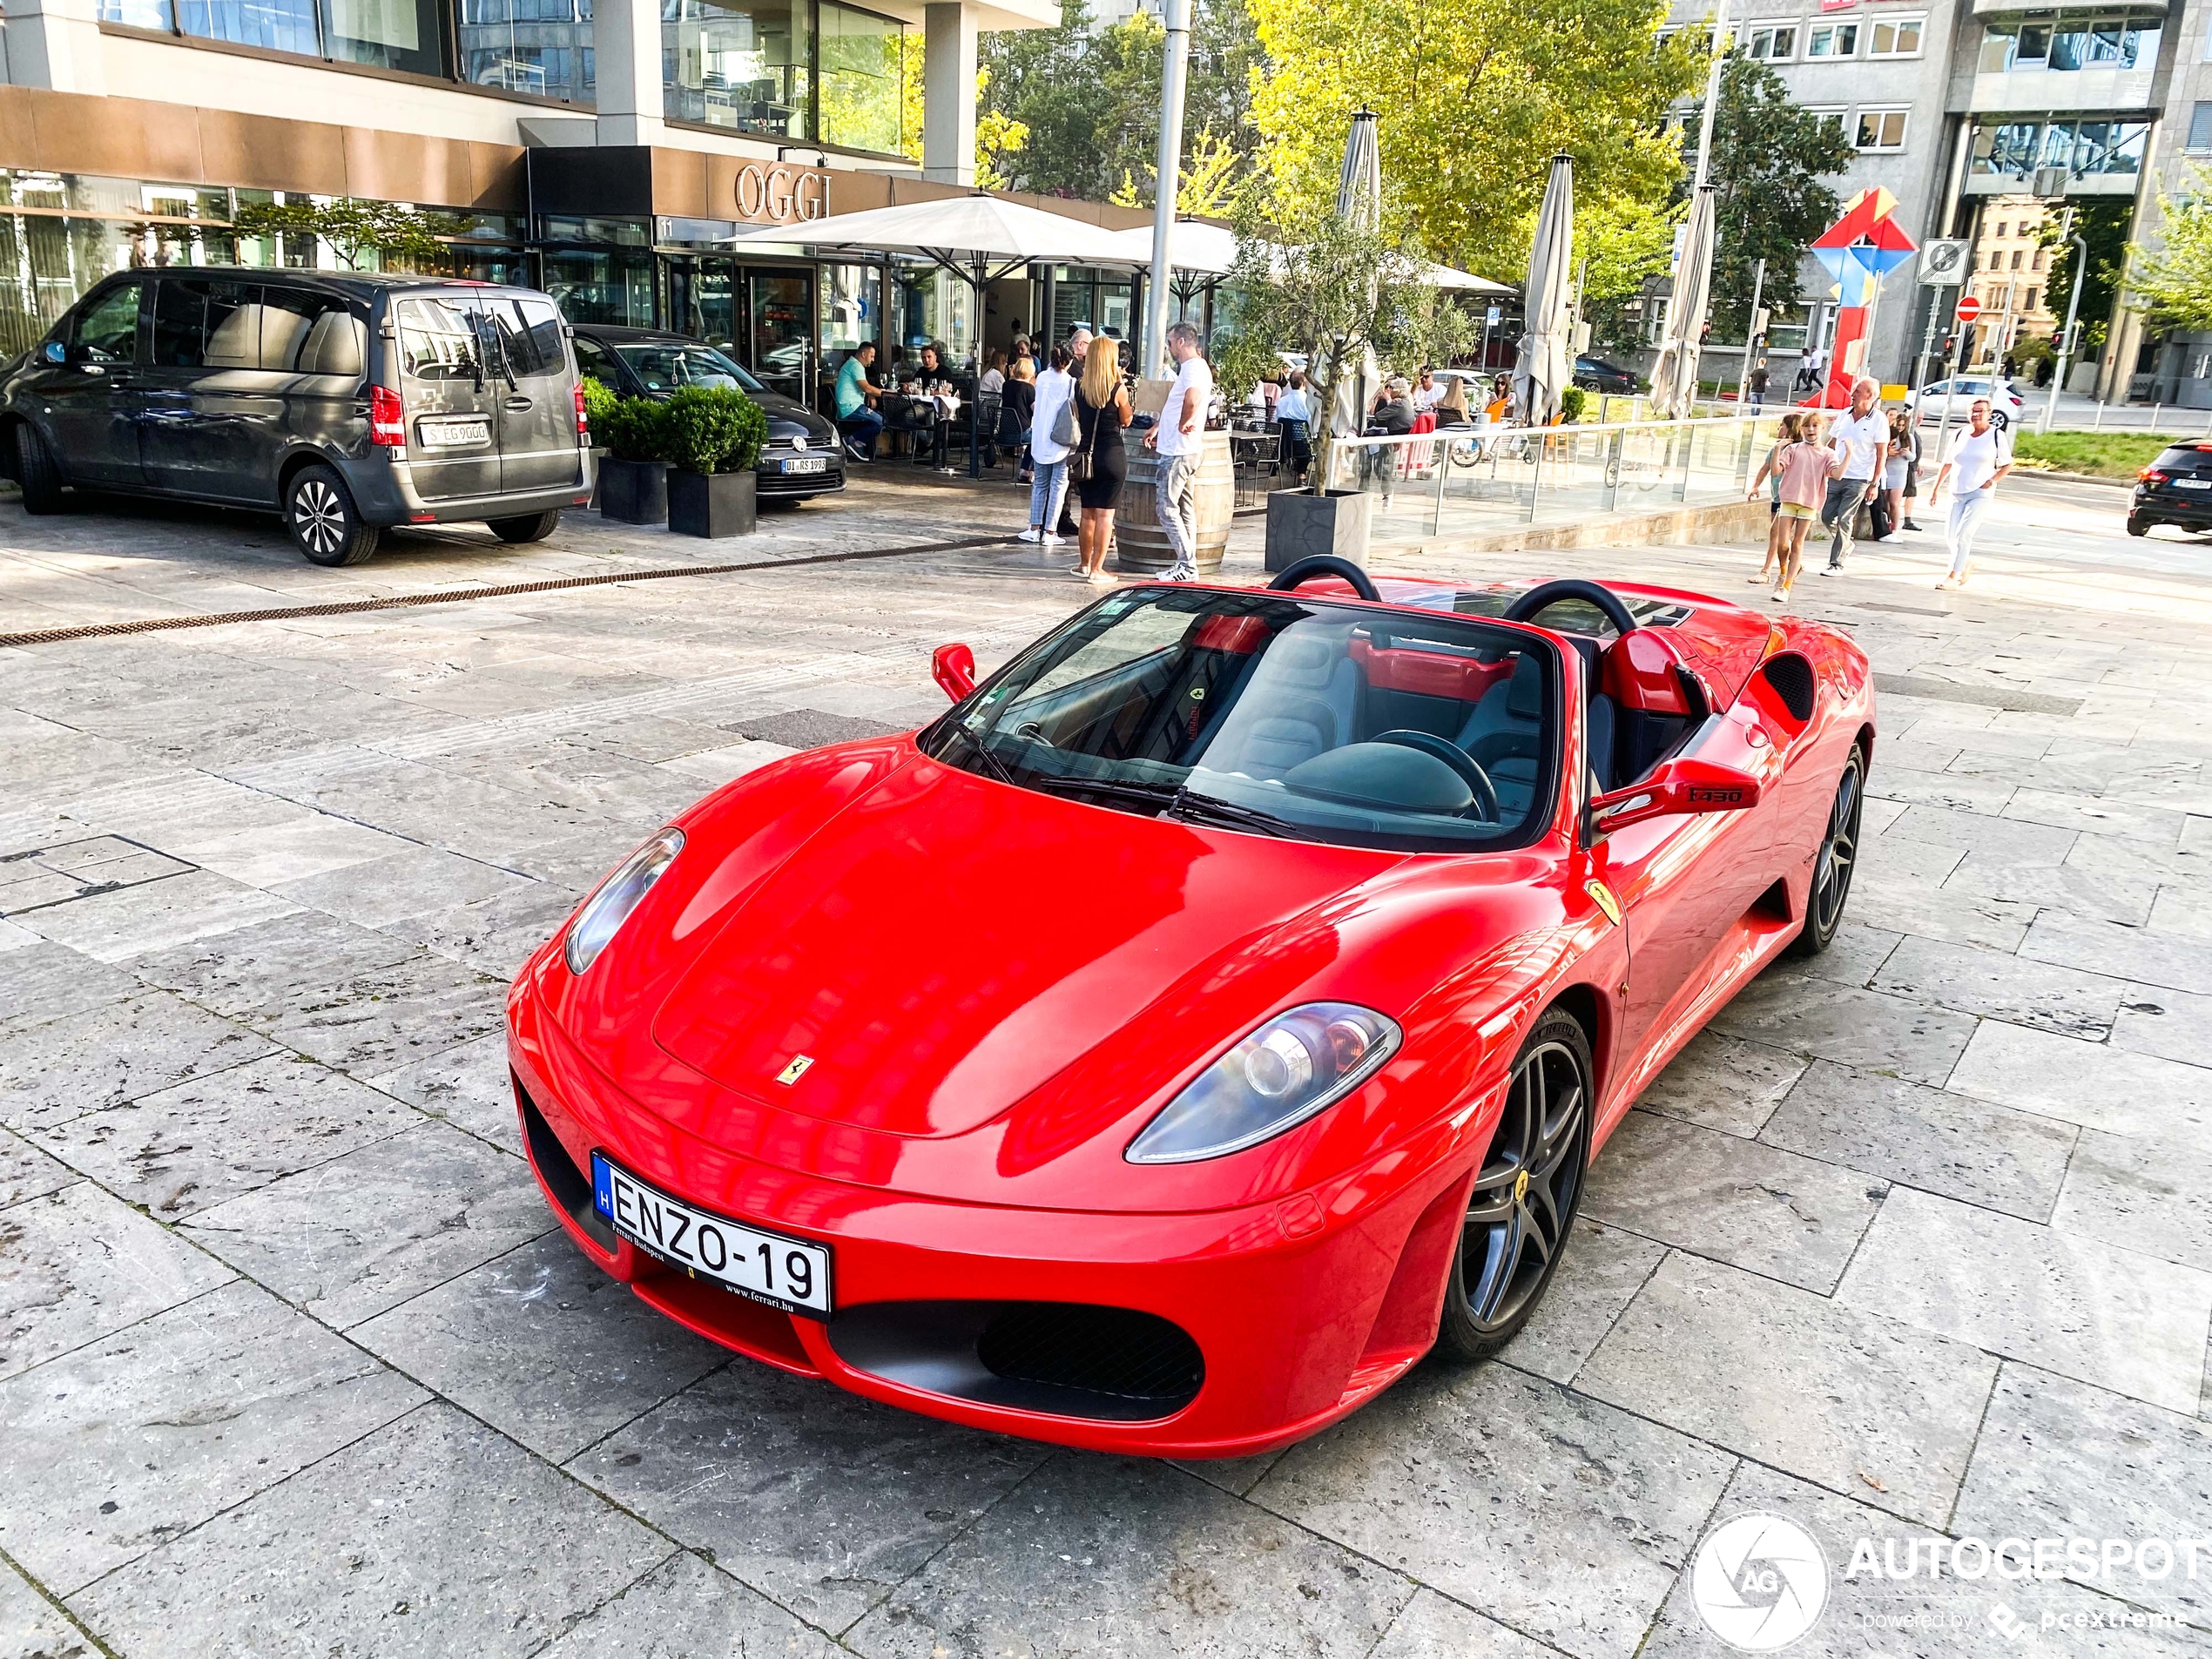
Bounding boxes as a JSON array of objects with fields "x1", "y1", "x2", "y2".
[
  {"x1": 579, "y1": 374, "x2": 619, "y2": 429},
  {"x1": 595, "y1": 395, "x2": 671, "y2": 465},
  {"x1": 1559, "y1": 385, "x2": 1588, "y2": 423},
  {"x1": 658, "y1": 385, "x2": 769, "y2": 475}
]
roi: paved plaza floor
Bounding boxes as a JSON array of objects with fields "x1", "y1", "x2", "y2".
[{"x1": 3, "y1": 469, "x2": 2210, "y2": 1659}]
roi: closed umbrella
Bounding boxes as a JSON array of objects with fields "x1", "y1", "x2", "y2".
[
  {"x1": 1650, "y1": 185, "x2": 1717, "y2": 420},
  {"x1": 1514, "y1": 152, "x2": 1575, "y2": 426},
  {"x1": 1329, "y1": 108, "x2": 1384, "y2": 442}
]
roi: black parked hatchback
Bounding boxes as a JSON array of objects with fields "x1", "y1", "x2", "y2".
[
  {"x1": 570, "y1": 325, "x2": 844, "y2": 502},
  {"x1": 1, "y1": 269, "x2": 594, "y2": 566},
  {"x1": 2129, "y1": 441, "x2": 2212, "y2": 536}
]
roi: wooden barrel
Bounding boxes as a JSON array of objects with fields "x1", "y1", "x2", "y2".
[{"x1": 1113, "y1": 430, "x2": 1234, "y2": 573}]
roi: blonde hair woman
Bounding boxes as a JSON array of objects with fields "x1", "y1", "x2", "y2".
[{"x1": 1070, "y1": 335, "x2": 1133, "y2": 581}]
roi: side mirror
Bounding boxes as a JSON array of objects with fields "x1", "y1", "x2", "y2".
[
  {"x1": 1588, "y1": 757, "x2": 1761, "y2": 835},
  {"x1": 931, "y1": 642, "x2": 976, "y2": 702},
  {"x1": 41, "y1": 341, "x2": 64, "y2": 364}
]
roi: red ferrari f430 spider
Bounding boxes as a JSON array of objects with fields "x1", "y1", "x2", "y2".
[{"x1": 507, "y1": 558, "x2": 1874, "y2": 1456}]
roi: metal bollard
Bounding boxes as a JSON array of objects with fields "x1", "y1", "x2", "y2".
[{"x1": 2094, "y1": 401, "x2": 2106, "y2": 429}]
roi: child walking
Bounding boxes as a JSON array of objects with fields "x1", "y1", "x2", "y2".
[
  {"x1": 1746, "y1": 413, "x2": 1806, "y2": 587},
  {"x1": 1768, "y1": 415, "x2": 1840, "y2": 603}
]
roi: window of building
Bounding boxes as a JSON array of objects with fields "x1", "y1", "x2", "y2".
[
  {"x1": 1979, "y1": 10, "x2": 2161, "y2": 73},
  {"x1": 1995, "y1": 220, "x2": 2009, "y2": 237},
  {"x1": 817, "y1": 2, "x2": 906, "y2": 154},
  {"x1": 1856, "y1": 108, "x2": 1908, "y2": 150},
  {"x1": 2026, "y1": 287, "x2": 2040, "y2": 309},
  {"x1": 1805, "y1": 105, "x2": 1847, "y2": 138},
  {"x1": 455, "y1": 0, "x2": 595, "y2": 105},
  {"x1": 1807, "y1": 21, "x2": 1858, "y2": 56},
  {"x1": 1970, "y1": 117, "x2": 2148, "y2": 178},
  {"x1": 1869, "y1": 15, "x2": 1923, "y2": 55},
  {"x1": 320, "y1": 0, "x2": 447, "y2": 75},
  {"x1": 2010, "y1": 247, "x2": 2024, "y2": 268},
  {"x1": 665, "y1": 0, "x2": 811, "y2": 137},
  {"x1": 1742, "y1": 19, "x2": 1797, "y2": 60},
  {"x1": 2190, "y1": 101, "x2": 2212, "y2": 152}
]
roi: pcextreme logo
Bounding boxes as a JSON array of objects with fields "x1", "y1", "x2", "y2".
[{"x1": 1692, "y1": 1512, "x2": 1831, "y2": 1650}]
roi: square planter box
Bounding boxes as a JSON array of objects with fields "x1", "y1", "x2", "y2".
[
  {"x1": 599, "y1": 456, "x2": 668, "y2": 526},
  {"x1": 668, "y1": 468, "x2": 757, "y2": 539},
  {"x1": 1264, "y1": 488, "x2": 1372, "y2": 572}
]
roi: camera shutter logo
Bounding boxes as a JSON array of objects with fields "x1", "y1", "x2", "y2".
[{"x1": 1692, "y1": 1513, "x2": 1830, "y2": 1650}]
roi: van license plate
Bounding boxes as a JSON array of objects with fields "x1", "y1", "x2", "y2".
[
  {"x1": 2176, "y1": 477, "x2": 2211, "y2": 489},
  {"x1": 782, "y1": 457, "x2": 827, "y2": 475},
  {"x1": 419, "y1": 418, "x2": 489, "y2": 448}
]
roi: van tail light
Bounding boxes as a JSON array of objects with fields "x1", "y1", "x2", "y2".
[
  {"x1": 370, "y1": 384, "x2": 406, "y2": 449},
  {"x1": 2141, "y1": 468, "x2": 2168, "y2": 484},
  {"x1": 573, "y1": 381, "x2": 590, "y2": 446}
]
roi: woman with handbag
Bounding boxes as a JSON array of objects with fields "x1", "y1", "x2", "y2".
[{"x1": 1071, "y1": 335, "x2": 1134, "y2": 582}]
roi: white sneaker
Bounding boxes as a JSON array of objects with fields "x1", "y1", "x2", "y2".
[
  {"x1": 1016, "y1": 528, "x2": 1042, "y2": 543},
  {"x1": 1042, "y1": 533, "x2": 1067, "y2": 547},
  {"x1": 1167, "y1": 566, "x2": 1197, "y2": 583}
]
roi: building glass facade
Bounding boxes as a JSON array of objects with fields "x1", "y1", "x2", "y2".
[{"x1": 459, "y1": 0, "x2": 595, "y2": 102}]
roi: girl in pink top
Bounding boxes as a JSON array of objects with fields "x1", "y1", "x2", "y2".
[{"x1": 1766, "y1": 416, "x2": 1842, "y2": 602}]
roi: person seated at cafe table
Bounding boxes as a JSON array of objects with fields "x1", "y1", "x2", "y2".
[
  {"x1": 835, "y1": 341, "x2": 884, "y2": 462},
  {"x1": 902, "y1": 344, "x2": 954, "y2": 468}
]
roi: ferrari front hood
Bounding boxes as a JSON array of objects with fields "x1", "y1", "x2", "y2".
[{"x1": 651, "y1": 756, "x2": 1395, "y2": 1138}]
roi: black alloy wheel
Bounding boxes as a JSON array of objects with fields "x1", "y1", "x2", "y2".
[
  {"x1": 285, "y1": 463, "x2": 380, "y2": 567},
  {"x1": 1788, "y1": 745, "x2": 1865, "y2": 958},
  {"x1": 1435, "y1": 1008, "x2": 1593, "y2": 1361}
]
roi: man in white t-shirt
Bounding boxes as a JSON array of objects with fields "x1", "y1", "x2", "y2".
[
  {"x1": 1144, "y1": 323, "x2": 1213, "y2": 581},
  {"x1": 1820, "y1": 376, "x2": 1890, "y2": 574},
  {"x1": 1929, "y1": 397, "x2": 2012, "y2": 590},
  {"x1": 1411, "y1": 367, "x2": 1443, "y2": 414}
]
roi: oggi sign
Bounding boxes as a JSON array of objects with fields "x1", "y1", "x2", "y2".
[{"x1": 736, "y1": 164, "x2": 829, "y2": 225}]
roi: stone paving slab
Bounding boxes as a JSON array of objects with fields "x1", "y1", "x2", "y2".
[{"x1": 6, "y1": 477, "x2": 2212, "y2": 1656}]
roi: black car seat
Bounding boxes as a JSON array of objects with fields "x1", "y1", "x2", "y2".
[{"x1": 1456, "y1": 647, "x2": 1620, "y2": 806}]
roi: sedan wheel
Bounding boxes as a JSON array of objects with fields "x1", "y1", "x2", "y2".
[
  {"x1": 1435, "y1": 1009, "x2": 1593, "y2": 1361},
  {"x1": 1789, "y1": 745, "x2": 1865, "y2": 957}
]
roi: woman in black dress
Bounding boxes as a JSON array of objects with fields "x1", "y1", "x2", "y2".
[{"x1": 1072, "y1": 334, "x2": 1132, "y2": 582}]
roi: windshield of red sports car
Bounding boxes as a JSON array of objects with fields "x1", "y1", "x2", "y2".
[{"x1": 921, "y1": 588, "x2": 1561, "y2": 852}]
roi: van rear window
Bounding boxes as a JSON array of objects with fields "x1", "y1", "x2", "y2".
[
  {"x1": 482, "y1": 295, "x2": 566, "y2": 380},
  {"x1": 2154, "y1": 445, "x2": 2212, "y2": 471},
  {"x1": 397, "y1": 298, "x2": 483, "y2": 383}
]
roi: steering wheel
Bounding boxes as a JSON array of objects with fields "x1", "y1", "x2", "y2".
[
  {"x1": 1502, "y1": 578, "x2": 1639, "y2": 637},
  {"x1": 1373, "y1": 730, "x2": 1500, "y2": 820},
  {"x1": 1267, "y1": 556, "x2": 1381, "y2": 602}
]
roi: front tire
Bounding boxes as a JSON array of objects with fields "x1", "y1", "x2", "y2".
[
  {"x1": 15, "y1": 424, "x2": 63, "y2": 515},
  {"x1": 286, "y1": 464, "x2": 379, "y2": 566},
  {"x1": 488, "y1": 509, "x2": 561, "y2": 544},
  {"x1": 1788, "y1": 745, "x2": 1866, "y2": 957},
  {"x1": 1435, "y1": 1008, "x2": 1594, "y2": 1363}
]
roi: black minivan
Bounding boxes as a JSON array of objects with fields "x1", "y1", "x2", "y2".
[{"x1": 0, "y1": 269, "x2": 595, "y2": 566}]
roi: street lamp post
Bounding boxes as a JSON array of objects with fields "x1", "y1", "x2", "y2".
[
  {"x1": 1143, "y1": 0, "x2": 1192, "y2": 377},
  {"x1": 2042, "y1": 226, "x2": 2090, "y2": 434}
]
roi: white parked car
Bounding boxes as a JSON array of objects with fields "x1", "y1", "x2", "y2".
[{"x1": 1906, "y1": 376, "x2": 2029, "y2": 426}]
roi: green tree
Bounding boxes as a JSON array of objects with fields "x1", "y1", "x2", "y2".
[
  {"x1": 1245, "y1": 0, "x2": 1699, "y2": 278},
  {"x1": 1697, "y1": 57, "x2": 1851, "y2": 335},
  {"x1": 2041, "y1": 198, "x2": 2132, "y2": 347},
  {"x1": 979, "y1": 0, "x2": 1261, "y2": 203},
  {"x1": 231, "y1": 198, "x2": 462, "y2": 271},
  {"x1": 1211, "y1": 199, "x2": 1475, "y2": 480}
]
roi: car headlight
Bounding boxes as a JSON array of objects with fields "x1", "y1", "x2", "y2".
[
  {"x1": 1125, "y1": 1002, "x2": 1401, "y2": 1164},
  {"x1": 563, "y1": 828, "x2": 684, "y2": 975}
]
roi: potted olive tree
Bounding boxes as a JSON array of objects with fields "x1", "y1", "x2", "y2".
[
  {"x1": 660, "y1": 385, "x2": 769, "y2": 538},
  {"x1": 1212, "y1": 206, "x2": 1475, "y2": 570},
  {"x1": 590, "y1": 382, "x2": 671, "y2": 526}
]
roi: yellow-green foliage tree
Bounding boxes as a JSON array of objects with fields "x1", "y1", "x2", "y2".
[
  {"x1": 893, "y1": 42, "x2": 1030, "y2": 188},
  {"x1": 1245, "y1": 0, "x2": 1699, "y2": 277},
  {"x1": 2128, "y1": 171, "x2": 2212, "y2": 332},
  {"x1": 1110, "y1": 128, "x2": 1248, "y2": 219}
]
